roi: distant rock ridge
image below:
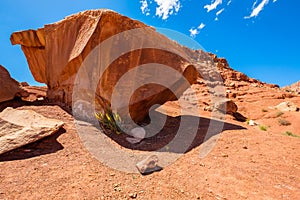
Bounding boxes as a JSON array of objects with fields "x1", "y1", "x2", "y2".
[
  {"x1": 283, "y1": 81, "x2": 300, "y2": 94},
  {"x1": 207, "y1": 53, "x2": 279, "y2": 89},
  {"x1": 0, "y1": 65, "x2": 26, "y2": 103},
  {"x1": 0, "y1": 65, "x2": 47, "y2": 104}
]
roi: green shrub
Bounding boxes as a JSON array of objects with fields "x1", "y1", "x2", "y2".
[
  {"x1": 259, "y1": 125, "x2": 268, "y2": 131},
  {"x1": 283, "y1": 131, "x2": 300, "y2": 138},
  {"x1": 95, "y1": 110, "x2": 123, "y2": 134},
  {"x1": 245, "y1": 118, "x2": 250, "y2": 125},
  {"x1": 278, "y1": 118, "x2": 291, "y2": 126}
]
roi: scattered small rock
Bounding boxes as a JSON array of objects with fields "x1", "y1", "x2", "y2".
[
  {"x1": 126, "y1": 127, "x2": 146, "y2": 144},
  {"x1": 221, "y1": 153, "x2": 229, "y2": 158},
  {"x1": 204, "y1": 106, "x2": 213, "y2": 112},
  {"x1": 136, "y1": 155, "x2": 161, "y2": 174},
  {"x1": 129, "y1": 192, "x2": 137, "y2": 199},
  {"x1": 248, "y1": 120, "x2": 258, "y2": 126}
]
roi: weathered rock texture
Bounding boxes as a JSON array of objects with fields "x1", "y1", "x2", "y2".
[
  {"x1": 10, "y1": 9, "x2": 217, "y2": 122},
  {"x1": 283, "y1": 81, "x2": 300, "y2": 94},
  {"x1": 0, "y1": 107, "x2": 64, "y2": 155},
  {"x1": 214, "y1": 99, "x2": 238, "y2": 114},
  {"x1": 0, "y1": 65, "x2": 25, "y2": 103},
  {"x1": 21, "y1": 85, "x2": 48, "y2": 102},
  {"x1": 274, "y1": 101, "x2": 299, "y2": 112}
]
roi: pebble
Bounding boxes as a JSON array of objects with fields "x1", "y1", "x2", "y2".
[
  {"x1": 129, "y1": 192, "x2": 137, "y2": 198},
  {"x1": 126, "y1": 127, "x2": 146, "y2": 144}
]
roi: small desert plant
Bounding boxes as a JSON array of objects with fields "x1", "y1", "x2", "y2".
[
  {"x1": 278, "y1": 118, "x2": 291, "y2": 126},
  {"x1": 283, "y1": 131, "x2": 300, "y2": 138},
  {"x1": 276, "y1": 111, "x2": 284, "y2": 118},
  {"x1": 262, "y1": 109, "x2": 268, "y2": 112},
  {"x1": 259, "y1": 125, "x2": 268, "y2": 131},
  {"x1": 95, "y1": 109, "x2": 123, "y2": 135},
  {"x1": 245, "y1": 118, "x2": 251, "y2": 125}
]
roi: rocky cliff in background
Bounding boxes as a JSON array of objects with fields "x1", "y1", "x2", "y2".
[
  {"x1": 283, "y1": 81, "x2": 300, "y2": 94},
  {"x1": 0, "y1": 65, "x2": 25, "y2": 103},
  {"x1": 0, "y1": 65, "x2": 47, "y2": 104}
]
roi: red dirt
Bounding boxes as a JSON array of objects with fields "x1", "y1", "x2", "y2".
[{"x1": 0, "y1": 83, "x2": 300, "y2": 199}]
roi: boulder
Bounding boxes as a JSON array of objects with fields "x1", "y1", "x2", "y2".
[
  {"x1": 274, "y1": 101, "x2": 299, "y2": 112},
  {"x1": 0, "y1": 65, "x2": 24, "y2": 103},
  {"x1": 136, "y1": 155, "x2": 160, "y2": 174},
  {"x1": 214, "y1": 98, "x2": 238, "y2": 114},
  {"x1": 10, "y1": 9, "x2": 220, "y2": 122},
  {"x1": 0, "y1": 107, "x2": 64, "y2": 155}
]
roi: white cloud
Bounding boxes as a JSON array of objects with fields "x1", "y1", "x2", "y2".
[
  {"x1": 273, "y1": 0, "x2": 277, "y2": 2},
  {"x1": 215, "y1": 8, "x2": 225, "y2": 21},
  {"x1": 216, "y1": 8, "x2": 225, "y2": 16},
  {"x1": 252, "y1": 0, "x2": 258, "y2": 9},
  {"x1": 245, "y1": 0, "x2": 269, "y2": 19},
  {"x1": 189, "y1": 23, "x2": 206, "y2": 38},
  {"x1": 204, "y1": 0, "x2": 223, "y2": 12},
  {"x1": 140, "y1": 0, "x2": 150, "y2": 16},
  {"x1": 227, "y1": 0, "x2": 232, "y2": 6},
  {"x1": 189, "y1": 28, "x2": 199, "y2": 38},
  {"x1": 154, "y1": 0, "x2": 181, "y2": 20},
  {"x1": 198, "y1": 23, "x2": 206, "y2": 30}
]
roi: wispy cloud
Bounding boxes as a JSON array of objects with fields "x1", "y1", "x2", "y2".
[
  {"x1": 189, "y1": 23, "x2": 206, "y2": 38},
  {"x1": 227, "y1": 0, "x2": 232, "y2": 6},
  {"x1": 215, "y1": 8, "x2": 225, "y2": 21},
  {"x1": 140, "y1": 0, "x2": 150, "y2": 16},
  {"x1": 139, "y1": 0, "x2": 181, "y2": 19},
  {"x1": 198, "y1": 23, "x2": 206, "y2": 30},
  {"x1": 204, "y1": 0, "x2": 223, "y2": 12},
  {"x1": 245, "y1": 0, "x2": 269, "y2": 19},
  {"x1": 154, "y1": 0, "x2": 181, "y2": 20},
  {"x1": 189, "y1": 28, "x2": 199, "y2": 38}
]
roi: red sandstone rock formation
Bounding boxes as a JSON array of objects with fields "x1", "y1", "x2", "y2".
[{"x1": 11, "y1": 9, "x2": 217, "y2": 122}]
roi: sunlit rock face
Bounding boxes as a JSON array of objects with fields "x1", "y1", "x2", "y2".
[
  {"x1": 11, "y1": 9, "x2": 219, "y2": 122},
  {"x1": 0, "y1": 65, "x2": 24, "y2": 103}
]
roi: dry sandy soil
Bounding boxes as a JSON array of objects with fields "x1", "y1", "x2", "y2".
[{"x1": 0, "y1": 82, "x2": 300, "y2": 200}]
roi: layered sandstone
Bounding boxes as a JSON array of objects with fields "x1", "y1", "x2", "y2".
[
  {"x1": 0, "y1": 107, "x2": 64, "y2": 155},
  {"x1": 11, "y1": 9, "x2": 219, "y2": 122}
]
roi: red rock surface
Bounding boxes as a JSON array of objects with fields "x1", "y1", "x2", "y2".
[
  {"x1": 21, "y1": 86, "x2": 47, "y2": 102},
  {"x1": 0, "y1": 65, "x2": 24, "y2": 103},
  {"x1": 283, "y1": 80, "x2": 300, "y2": 94},
  {"x1": 0, "y1": 88, "x2": 299, "y2": 199},
  {"x1": 11, "y1": 9, "x2": 206, "y2": 122},
  {"x1": 1, "y1": 9, "x2": 300, "y2": 199}
]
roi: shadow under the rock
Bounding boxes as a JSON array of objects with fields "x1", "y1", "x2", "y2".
[
  {"x1": 0, "y1": 127, "x2": 65, "y2": 162},
  {"x1": 0, "y1": 98, "x2": 72, "y2": 115},
  {"x1": 100, "y1": 111, "x2": 246, "y2": 154}
]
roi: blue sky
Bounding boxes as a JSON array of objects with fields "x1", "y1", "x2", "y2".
[{"x1": 0, "y1": 0, "x2": 299, "y2": 87}]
